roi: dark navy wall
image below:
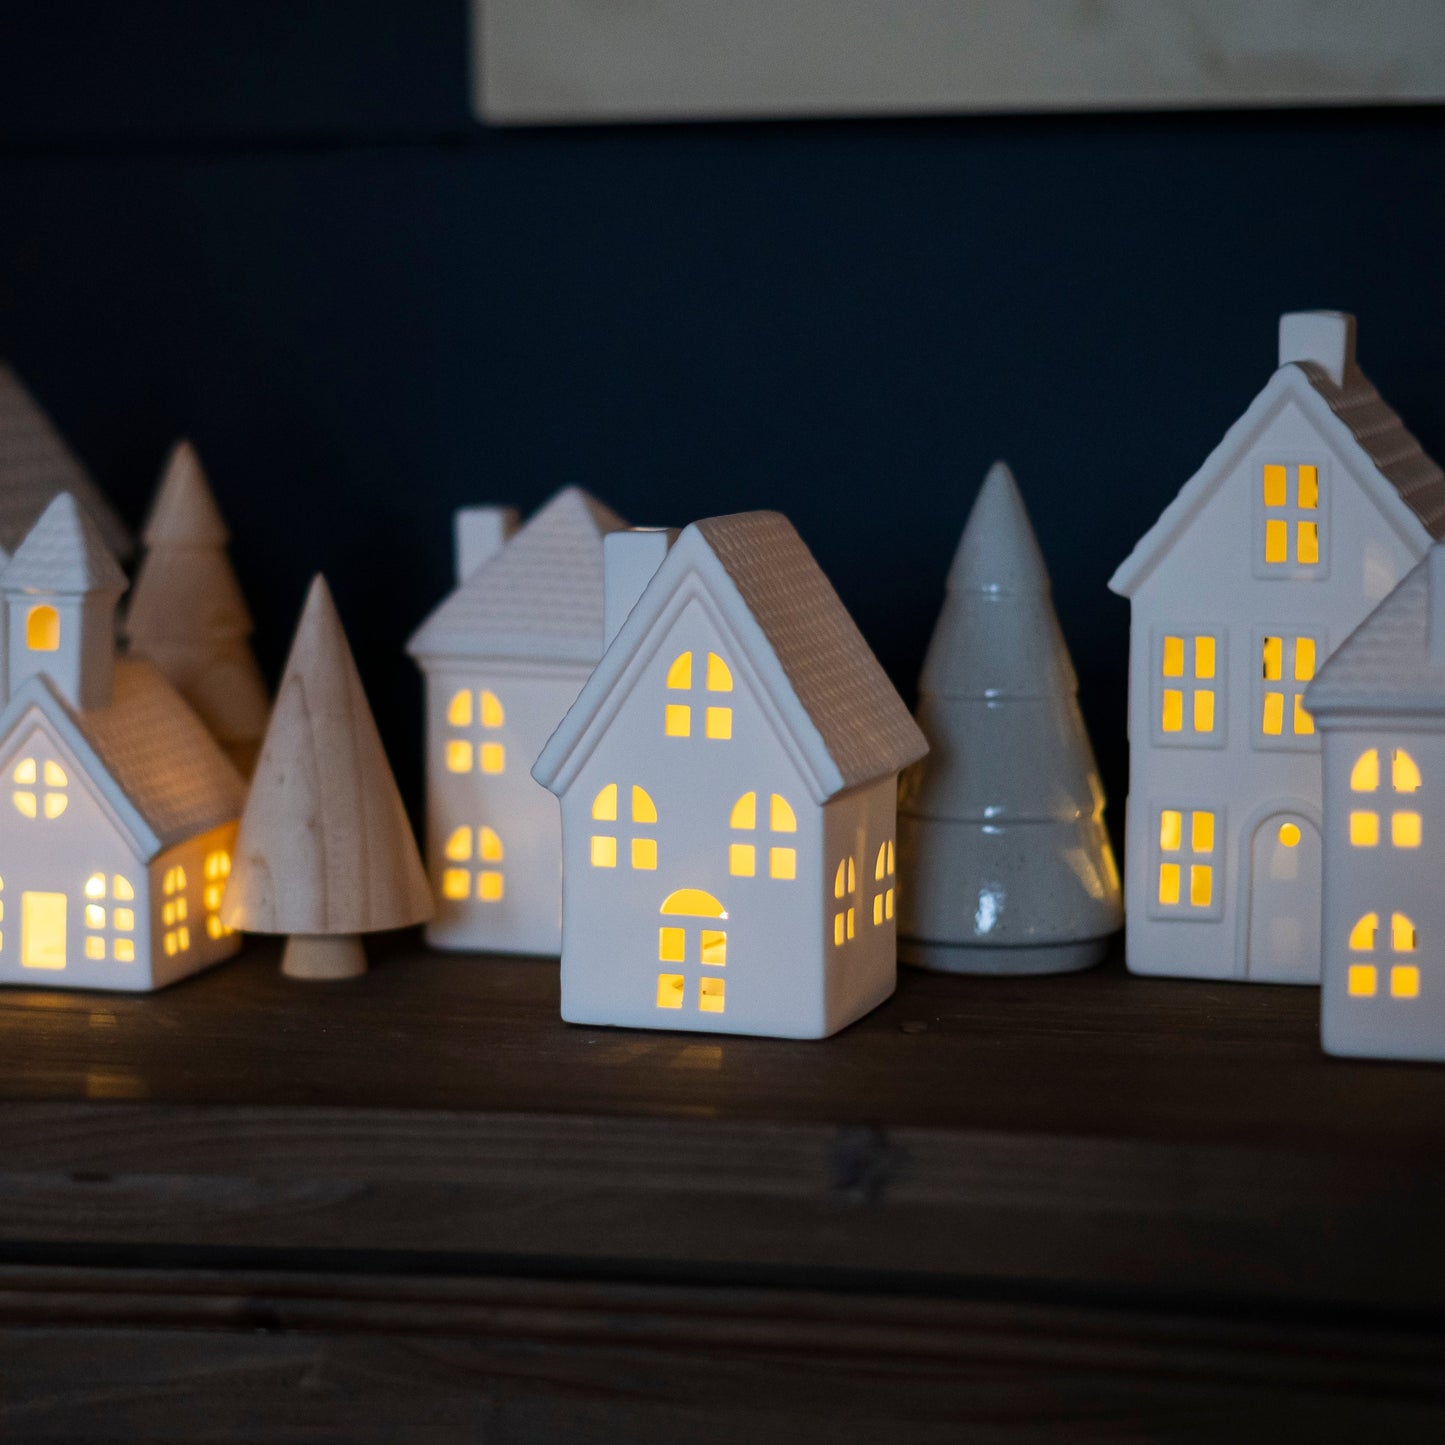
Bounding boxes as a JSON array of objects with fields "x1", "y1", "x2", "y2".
[{"x1": 4, "y1": 1, "x2": 1445, "y2": 813}]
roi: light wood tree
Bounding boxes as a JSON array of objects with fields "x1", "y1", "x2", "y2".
[
  {"x1": 221, "y1": 575, "x2": 432, "y2": 979},
  {"x1": 123, "y1": 440, "x2": 270, "y2": 774}
]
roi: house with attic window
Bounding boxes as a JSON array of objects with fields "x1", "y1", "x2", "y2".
[
  {"x1": 1109, "y1": 312, "x2": 1445, "y2": 984},
  {"x1": 0, "y1": 493, "x2": 245, "y2": 990},
  {"x1": 408, "y1": 487, "x2": 626, "y2": 956},
  {"x1": 533, "y1": 513, "x2": 928, "y2": 1039}
]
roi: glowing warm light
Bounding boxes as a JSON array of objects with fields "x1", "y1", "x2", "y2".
[
  {"x1": 1161, "y1": 690, "x2": 1183, "y2": 732},
  {"x1": 443, "y1": 869, "x2": 470, "y2": 899},
  {"x1": 446, "y1": 740, "x2": 472, "y2": 773},
  {"x1": 26, "y1": 605, "x2": 59, "y2": 651},
  {"x1": 631, "y1": 838, "x2": 657, "y2": 870},
  {"x1": 1393, "y1": 750, "x2": 1422, "y2": 793},
  {"x1": 447, "y1": 690, "x2": 472, "y2": 727},
  {"x1": 770, "y1": 795, "x2": 797, "y2": 833},
  {"x1": 700, "y1": 930, "x2": 727, "y2": 966},
  {"x1": 13, "y1": 759, "x2": 35, "y2": 785},
  {"x1": 84, "y1": 874, "x2": 106, "y2": 900},
  {"x1": 667, "y1": 652, "x2": 693, "y2": 690},
  {"x1": 590, "y1": 836, "x2": 617, "y2": 868},
  {"x1": 1351, "y1": 750, "x2": 1380, "y2": 792},
  {"x1": 114, "y1": 939, "x2": 135, "y2": 962},
  {"x1": 1162, "y1": 636, "x2": 1184, "y2": 677},
  {"x1": 729, "y1": 843, "x2": 756, "y2": 877},
  {"x1": 660, "y1": 888, "x2": 726, "y2": 918},
  {"x1": 699, "y1": 977, "x2": 725, "y2": 1013},
  {"x1": 43, "y1": 793, "x2": 66, "y2": 819},
  {"x1": 84, "y1": 904, "x2": 104, "y2": 930},
  {"x1": 44, "y1": 762, "x2": 65, "y2": 788},
  {"x1": 113, "y1": 908, "x2": 133, "y2": 931},
  {"x1": 1263, "y1": 464, "x2": 1287, "y2": 508},
  {"x1": 85, "y1": 937, "x2": 105, "y2": 960},
  {"x1": 730, "y1": 793, "x2": 756, "y2": 829},
  {"x1": 656, "y1": 973, "x2": 684, "y2": 1007},
  {"x1": 1298, "y1": 465, "x2": 1319, "y2": 510},
  {"x1": 1295, "y1": 638, "x2": 1317, "y2": 680},
  {"x1": 659, "y1": 928, "x2": 685, "y2": 963},
  {"x1": 480, "y1": 743, "x2": 505, "y2": 774},
  {"x1": 478, "y1": 872, "x2": 503, "y2": 902},
  {"x1": 1393, "y1": 812, "x2": 1422, "y2": 848},
  {"x1": 1265, "y1": 519, "x2": 1288, "y2": 564},
  {"x1": 1189, "y1": 865, "x2": 1212, "y2": 908},
  {"x1": 632, "y1": 787, "x2": 657, "y2": 824},
  {"x1": 1159, "y1": 810, "x2": 1182, "y2": 851},
  {"x1": 1348, "y1": 964, "x2": 1377, "y2": 997},
  {"x1": 480, "y1": 827, "x2": 503, "y2": 862},
  {"x1": 705, "y1": 707, "x2": 732, "y2": 740},
  {"x1": 1392, "y1": 913, "x2": 1417, "y2": 953},
  {"x1": 1391, "y1": 966, "x2": 1421, "y2": 1000},
  {"x1": 1262, "y1": 637, "x2": 1283, "y2": 681},
  {"x1": 114, "y1": 876, "x2": 136, "y2": 900},
  {"x1": 1297, "y1": 522, "x2": 1319, "y2": 565},
  {"x1": 1158, "y1": 864, "x2": 1181, "y2": 906},
  {"x1": 706, "y1": 653, "x2": 732, "y2": 692},
  {"x1": 1293, "y1": 696, "x2": 1314, "y2": 735},
  {"x1": 770, "y1": 848, "x2": 796, "y2": 880},
  {"x1": 11, "y1": 793, "x2": 35, "y2": 819},
  {"x1": 445, "y1": 827, "x2": 472, "y2": 861},
  {"x1": 1193, "y1": 692, "x2": 1215, "y2": 732},
  {"x1": 1350, "y1": 812, "x2": 1379, "y2": 846},
  {"x1": 21, "y1": 891, "x2": 65, "y2": 969},
  {"x1": 665, "y1": 704, "x2": 691, "y2": 737},
  {"x1": 1279, "y1": 823, "x2": 1301, "y2": 848},
  {"x1": 1193, "y1": 636, "x2": 1215, "y2": 679},
  {"x1": 1192, "y1": 812, "x2": 1214, "y2": 853},
  {"x1": 1262, "y1": 693, "x2": 1284, "y2": 735},
  {"x1": 592, "y1": 784, "x2": 618, "y2": 822},
  {"x1": 480, "y1": 690, "x2": 504, "y2": 728}
]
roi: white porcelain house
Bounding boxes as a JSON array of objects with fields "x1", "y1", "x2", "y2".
[
  {"x1": 533, "y1": 513, "x2": 928, "y2": 1039},
  {"x1": 1109, "y1": 312, "x2": 1445, "y2": 983},
  {"x1": 0, "y1": 493, "x2": 245, "y2": 989}
]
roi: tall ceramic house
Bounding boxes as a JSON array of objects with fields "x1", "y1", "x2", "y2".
[
  {"x1": 0, "y1": 494, "x2": 245, "y2": 989},
  {"x1": 1306, "y1": 547, "x2": 1445, "y2": 1060},
  {"x1": 1109, "y1": 312, "x2": 1445, "y2": 984},
  {"x1": 407, "y1": 487, "x2": 626, "y2": 956},
  {"x1": 533, "y1": 513, "x2": 928, "y2": 1039}
]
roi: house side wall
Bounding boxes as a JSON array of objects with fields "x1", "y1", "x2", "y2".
[
  {"x1": 148, "y1": 822, "x2": 241, "y2": 990},
  {"x1": 421, "y1": 661, "x2": 591, "y2": 956},
  {"x1": 1321, "y1": 724, "x2": 1445, "y2": 1061},
  {"x1": 1124, "y1": 395, "x2": 1427, "y2": 981},
  {"x1": 556, "y1": 595, "x2": 832, "y2": 1037}
]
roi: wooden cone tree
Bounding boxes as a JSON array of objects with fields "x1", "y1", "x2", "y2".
[
  {"x1": 897, "y1": 461, "x2": 1122, "y2": 974},
  {"x1": 123, "y1": 440, "x2": 270, "y2": 774},
  {"x1": 222, "y1": 575, "x2": 432, "y2": 979}
]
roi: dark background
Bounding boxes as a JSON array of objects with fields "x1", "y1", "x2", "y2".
[{"x1": 3, "y1": 1, "x2": 1445, "y2": 815}]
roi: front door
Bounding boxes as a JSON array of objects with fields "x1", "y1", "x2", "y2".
[
  {"x1": 1245, "y1": 814, "x2": 1321, "y2": 983},
  {"x1": 655, "y1": 888, "x2": 728, "y2": 1018},
  {"x1": 21, "y1": 890, "x2": 67, "y2": 971}
]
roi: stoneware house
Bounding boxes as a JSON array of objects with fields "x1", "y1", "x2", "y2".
[
  {"x1": 408, "y1": 487, "x2": 626, "y2": 956},
  {"x1": 1110, "y1": 311, "x2": 1445, "y2": 984},
  {"x1": 533, "y1": 512, "x2": 928, "y2": 1039},
  {"x1": 1307, "y1": 545, "x2": 1445, "y2": 1061},
  {"x1": 0, "y1": 493, "x2": 245, "y2": 990}
]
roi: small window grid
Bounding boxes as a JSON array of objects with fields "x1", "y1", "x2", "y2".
[
  {"x1": 832, "y1": 857, "x2": 858, "y2": 946},
  {"x1": 442, "y1": 826, "x2": 505, "y2": 902},
  {"x1": 1150, "y1": 807, "x2": 1223, "y2": 920},
  {"x1": 590, "y1": 784, "x2": 659, "y2": 871},
  {"x1": 161, "y1": 866, "x2": 190, "y2": 957},
  {"x1": 728, "y1": 791, "x2": 797, "y2": 879},
  {"x1": 12, "y1": 756, "x2": 67, "y2": 820},
  {"x1": 1346, "y1": 910, "x2": 1420, "y2": 1000},
  {"x1": 1257, "y1": 462, "x2": 1324, "y2": 576},
  {"x1": 1256, "y1": 632, "x2": 1320, "y2": 748},
  {"x1": 1348, "y1": 748, "x2": 1422, "y2": 852},
  {"x1": 872, "y1": 841, "x2": 896, "y2": 925},
  {"x1": 444, "y1": 688, "x2": 506, "y2": 776},
  {"x1": 83, "y1": 872, "x2": 137, "y2": 962},
  {"x1": 202, "y1": 850, "x2": 235, "y2": 939},
  {"x1": 1155, "y1": 632, "x2": 1222, "y2": 746},
  {"x1": 664, "y1": 651, "x2": 733, "y2": 740}
]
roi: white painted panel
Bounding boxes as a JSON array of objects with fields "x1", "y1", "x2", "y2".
[{"x1": 475, "y1": 0, "x2": 1445, "y2": 125}]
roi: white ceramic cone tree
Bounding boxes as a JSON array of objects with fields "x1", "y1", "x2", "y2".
[
  {"x1": 221, "y1": 575, "x2": 432, "y2": 979},
  {"x1": 897, "y1": 462, "x2": 1122, "y2": 973},
  {"x1": 123, "y1": 441, "x2": 270, "y2": 775}
]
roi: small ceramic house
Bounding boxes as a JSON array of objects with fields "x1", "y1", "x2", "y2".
[
  {"x1": 533, "y1": 513, "x2": 928, "y2": 1039},
  {"x1": 0, "y1": 363, "x2": 132, "y2": 563},
  {"x1": 0, "y1": 494, "x2": 245, "y2": 989},
  {"x1": 1109, "y1": 312, "x2": 1445, "y2": 984},
  {"x1": 407, "y1": 487, "x2": 626, "y2": 956},
  {"x1": 1306, "y1": 547, "x2": 1445, "y2": 1060}
]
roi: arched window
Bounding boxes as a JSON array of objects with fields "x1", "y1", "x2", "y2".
[
  {"x1": 26, "y1": 605, "x2": 59, "y2": 652},
  {"x1": 1346, "y1": 910, "x2": 1420, "y2": 1000},
  {"x1": 12, "y1": 757, "x2": 66, "y2": 820},
  {"x1": 727, "y1": 791, "x2": 797, "y2": 879},
  {"x1": 442, "y1": 826, "x2": 505, "y2": 903},
  {"x1": 590, "y1": 784, "x2": 658, "y2": 870},
  {"x1": 664, "y1": 650, "x2": 734, "y2": 740},
  {"x1": 1349, "y1": 748, "x2": 1422, "y2": 849},
  {"x1": 873, "y1": 841, "x2": 896, "y2": 925},
  {"x1": 444, "y1": 687, "x2": 506, "y2": 775},
  {"x1": 832, "y1": 857, "x2": 857, "y2": 947}
]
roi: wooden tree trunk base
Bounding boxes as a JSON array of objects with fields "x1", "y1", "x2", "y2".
[{"x1": 282, "y1": 934, "x2": 366, "y2": 981}]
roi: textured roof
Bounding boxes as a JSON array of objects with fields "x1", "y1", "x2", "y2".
[
  {"x1": 0, "y1": 364, "x2": 133, "y2": 561},
  {"x1": 408, "y1": 487, "x2": 627, "y2": 664},
  {"x1": 1306, "y1": 555, "x2": 1445, "y2": 716},
  {"x1": 0, "y1": 661, "x2": 246, "y2": 855},
  {"x1": 534, "y1": 512, "x2": 928, "y2": 804},
  {"x1": 1110, "y1": 361, "x2": 1445, "y2": 597},
  {"x1": 3, "y1": 491, "x2": 128, "y2": 595}
]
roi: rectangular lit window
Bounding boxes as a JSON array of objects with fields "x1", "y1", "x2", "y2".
[
  {"x1": 446, "y1": 740, "x2": 472, "y2": 773},
  {"x1": 656, "y1": 973, "x2": 684, "y2": 1008},
  {"x1": 1350, "y1": 812, "x2": 1379, "y2": 847},
  {"x1": 729, "y1": 843, "x2": 756, "y2": 877},
  {"x1": 1260, "y1": 462, "x2": 1325, "y2": 572},
  {"x1": 478, "y1": 871, "x2": 504, "y2": 901},
  {"x1": 1257, "y1": 633, "x2": 1322, "y2": 746},
  {"x1": 1153, "y1": 807, "x2": 1221, "y2": 918},
  {"x1": 1157, "y1": 633, "x2": 1220, "y2": 743},
  {"x1": 699, "y1": 977, "x2": 725, "y2": 1013},
  {"x1": 705, "y1": 707, "x2": 732, "y2": 740},
  {"x1": 1393, "y1": 812, "x2": 1422, "y2": 848},
  {"x1": 479, "y1": 743, "x2": 506, "y2": 774},
  {"x1": 665, "y1": 704, "x2": 691, "y2": 738},
  {"x1": 658, "y1": 927, "x2": 686, "y2": 963},
  {"x1": 590, "y1": 835, "x2": 618, "y2": 867},
  {"x1": 1348, "y1": 964, "x2": 1378, "y2": 997},
  {"x1": 769, "y1": 847, "x2": 796, "y2": 880},
  {"x1": 1391, "y1": 965, "x2": 1421, "y2": 999},
  {"x1": 631, "y1": 838, "x2": 658, "y2": 870}
]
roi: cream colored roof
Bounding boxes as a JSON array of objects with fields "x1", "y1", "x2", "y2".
[
  {"x1": 408, "y1": 487, "x2": 626, "y2": 664},
  {"x1": 0, "y1": 364, "x2": 133, "y2": 561},
  {"x1": 534, "y1": 511, "x2": 928, "y2": 804}
]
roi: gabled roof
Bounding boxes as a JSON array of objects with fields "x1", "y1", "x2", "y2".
[
  {"x1": 1110, "y1": 362, "x2": 1445, "y2": 597},
  {"x1": 533, "y1": 512, "x2": 928, "y2": 805},
  {"x1": 0, "y1": 660, "x2": 246, "y2": 856},
  {"x1": 1305, "y1": 553, "x2": 1445, "y2": 717},
  {"x1": 408, "y1": 487, "x2": 627, "y2": 665},
  {"x1": 0, "y1": 364, "x2": 133, "y2": 562},
  {"x1": 3, "y1": 491, "x2": 128, "y2": 595}
]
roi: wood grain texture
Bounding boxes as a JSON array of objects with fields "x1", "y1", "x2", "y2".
[{"x1": 222, "y1": 576, "x2": 431, "y2": 937}]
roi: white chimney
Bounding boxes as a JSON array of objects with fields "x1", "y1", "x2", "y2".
[
  {"x1": 1279, "y1": 311, "x2": 1357, "y2": 388},
  {"x1": 604, "y1": 528, "x2": 676, "y2": 648},
  {"x1": 454, "y1": 506, "x2": 519, "y2": 585},
  {"x1": 1429, "y1": 547, "x2": 1445, "y2": 669}
]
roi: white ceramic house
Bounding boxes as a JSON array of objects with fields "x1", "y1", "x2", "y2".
[
  {"x1": 0, "y1": 363, "x2": 132, "y2": 563},
  {"x1": 1109, "y1": 312, "x2": 1445, "y2": 984},
  {"x1": 1306, "y1": 547, "x2": 1445, "y2": 1060},
  {"x1": 407, "y1": 487, "x2": 626, "y2": 956},
  {"x1": 533, "y1": 513, "x2": 928, "y2": 1039},
  {"x1": 0, "y1": 494, "x2": 245, "y2": 990}
]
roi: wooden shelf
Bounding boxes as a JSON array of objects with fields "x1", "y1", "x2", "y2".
[{"x1": 1, "y1": 938, "x2": 1443, "y2": 1437}]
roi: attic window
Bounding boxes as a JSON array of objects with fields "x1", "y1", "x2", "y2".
[
  {"x1": 12, "y1": 757, "x2": 66, "y2": 820},
  {"x1": 1259, "y1": 463, "x2": 1324, "y2": 575},
  {"x1": 26, "y1": 605, "x2": 59, "y2": 651},
  {"x1": 664, "y1": 651, "x2": 734, "y2": 740}
]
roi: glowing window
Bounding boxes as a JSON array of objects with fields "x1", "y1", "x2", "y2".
[
  {"x1": 656, "y1": 973, "x2": 685, "y2": 1008},
  {"x1": 1392, "y1": 966, "x2": 1421, "y2": 999},
  {"x1": 1158, "y1": 634, "x2": 1219, "y2": 741},
  {"x1": 162, "y1": 865, "x2": 191, "y2": 957},
  {"x1": 1155, "y1": 807, "x2": 1218, "y2": 914},
  {"x1": 656, "y1": 891, "x2": 728, "y2": 1012},
  {"x1": 1260, "y1": 463, "x2": 1324, "y2": 571},
  {"x1": 1392, "y1": 913, "x2": 1417, "y2": 953},
  {"x1": 872, "y1": 840, "x2": 896, "y2": 925},
  {"x1": 1350, "y1": 812, "x2": 1379, "y2": 847},
  {"x1": 447, "y1": 690, "x2": 472, "y2": 727},
  {"x1": 479, "y1": 743, "x2": 505, "y2": 774},
  {"x1": 202, "y1": 851, "x2": 233, "y2": 938},
  {"x1": 1351, "y1": 750, "x2": 1380, "y2": 792},
  {"x1": 1348, "y1": 964, "x2": 1377, "y2": 997},
  {"x1": 12, "y1": 756, "x2": 66, "y2": 820},
  {"x1": 21, "y1": 891, "x2": 66, "y2": 969},
  {"x1": 1258, "y1": 635, "x2": 1319, "y2": 743},
  {"x1": 1393, "y1": 812, "x2": 1422, "y2": 848},
  {"x1": 699, "y1": 977, "x2": 725, "y2": 1013},
  {"x1": 440, "y1": 828, "x2": 504, "y2": 903},
  {"x1": 1393, "y1": 750, "x2": 1422, "y2": 793},
  {"x1": 1349, "y1": 913, "x2": 1378, "y2": 951},
  {"x1": 833, "y1": 856, "x2": 857, "y2": 947},
  {"x1": 26, "y1": 605, "x2": 59, "y2": 651},
  {"x1": 480, "y1": 691, "x2": 504, "y2": 728},
  {"x1": 84, "y1": 872, "x2": 139, "y2": 959},
  {"x1": 446, "y1": 741, "x2": 472, "y2": 773},
  {"x1": 592, "y1": 784, "x2": 658, "y2": 870},
  {"x1": 729, "y1": 791, "x2": 798, "y2": 881},
  {"x1": 446, "y1": 688, "x2": 504, "y2": 774},
  {"x1": 665, "y1": 650, "x2": 733, "y2": 740}
]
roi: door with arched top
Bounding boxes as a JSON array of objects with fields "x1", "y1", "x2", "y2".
[
  {"x1": 1246, "y1": 813, "x2": 1321, "y2": 983},
  {"x1": 655, "y1": 888, "x2": 728, "y2": 1018}
]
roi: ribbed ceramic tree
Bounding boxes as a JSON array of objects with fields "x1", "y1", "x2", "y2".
[
  {"x1": 221, "y1": 576, "x2": 432, "y2": 979},
  {"x1": 124, "y1": 441, "x2": 270, "y2": 775},
  {"x1": 898, "y1": 462, "x2": 1122, "y2": 973}
]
